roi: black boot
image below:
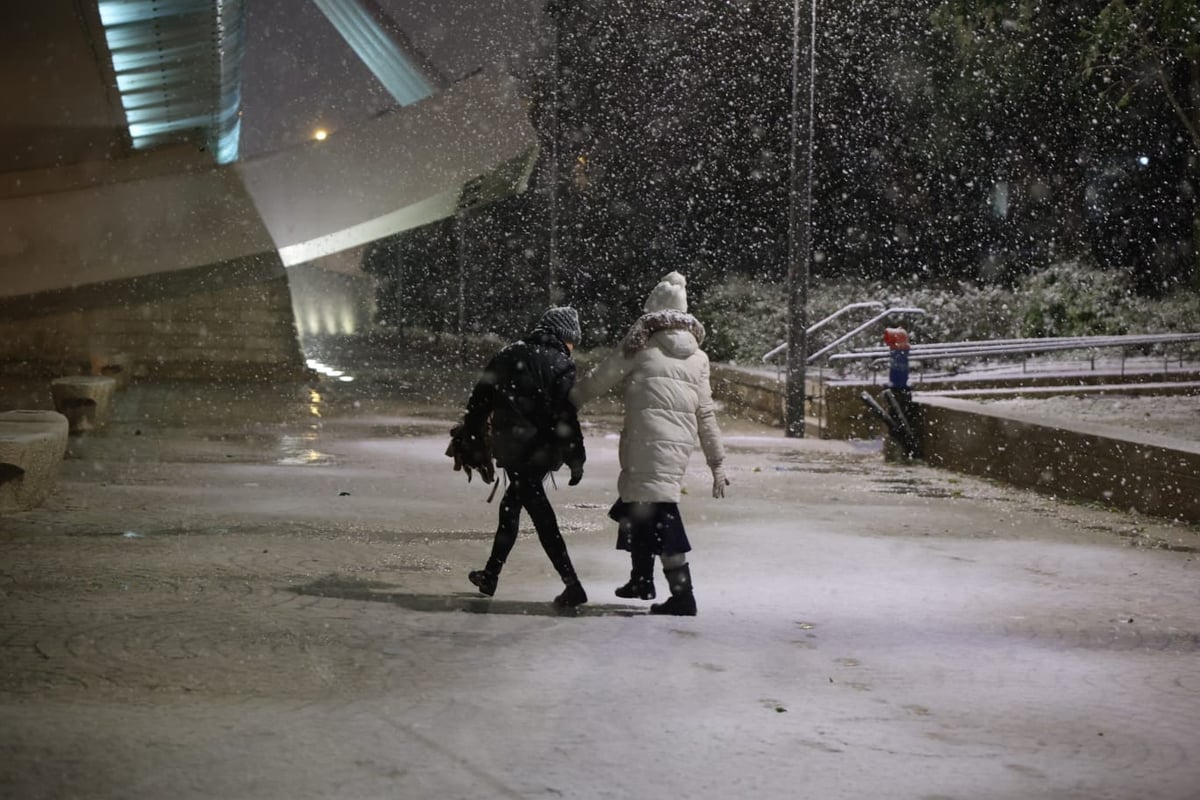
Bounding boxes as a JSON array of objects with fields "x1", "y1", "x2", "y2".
[
  {"x1": 470, "y1": 554, "x2": 506, "y2": 597},
  {"x1": 650, "y1": 564, "x2": 696, "y2": 616},
  {"x1": 615, "y1": 547, "x2": 655, "y2": 599},
  {"x1": 468, "y1": 568, "x2": 498, "y2": 597},
  {"x1": 554, "y1": 580, "x2": 588, "y2": 607},
  {"x1": 615, "y1": 575, "x2": 656, "y2": 600}
]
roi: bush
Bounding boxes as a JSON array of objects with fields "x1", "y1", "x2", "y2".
[
  {"x1": 699, "y1": 261, "x2": 1197, "y2": 364},
  {"x1": 699, "y1": 277, "x2": 788, "y2": 363},
  {"x1": 866, "y1": 281, "x2": 1017, "y2": 345},
  {"x1": 1120, "y1": 288, "x2": 1200, "y2": 334},
  {"x1": 1012, "y1": 260, "x2": 1134, "y2": 337},
  {"x1": 701, "y1": 276, "x2": 1021, "y2": 363}
]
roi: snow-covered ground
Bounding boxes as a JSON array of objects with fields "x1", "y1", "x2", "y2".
[
  {"x1": 977, "y1": 392, "x2": 1200, "y2": 445},
  {"x1": 1, "y1": 377, "x2": 1198, "y2": 799}
]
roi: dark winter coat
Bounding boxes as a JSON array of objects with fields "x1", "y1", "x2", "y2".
[{"x1": 464, "y1": 329, "x2": 586, "y2": 473}]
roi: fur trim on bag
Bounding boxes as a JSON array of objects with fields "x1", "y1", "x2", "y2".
[{"x1": 621, "y1": 310, "x2": 706, "y2": 356}]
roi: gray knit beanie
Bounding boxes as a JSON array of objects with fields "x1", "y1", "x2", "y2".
[{"x1": 535, "y1": 306, "x2": 582, "y2": 346}]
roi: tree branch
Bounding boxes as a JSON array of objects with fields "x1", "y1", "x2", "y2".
[{"x1": 1152, "y1": 62, "x2": 1200, "y2": 156}]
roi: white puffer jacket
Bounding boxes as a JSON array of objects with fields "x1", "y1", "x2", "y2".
[{"x1": 572, "y1": 310, "x2": 725, "y2": 503}]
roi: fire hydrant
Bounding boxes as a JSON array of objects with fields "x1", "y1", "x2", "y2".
[
  {"x1": 884, "y1": 327, "x2": 910, "y2": 390},
  {"x1": 861, "y1": 326, "x2": 921, "y2": 460}
]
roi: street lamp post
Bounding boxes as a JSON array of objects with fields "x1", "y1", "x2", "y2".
[
  {"x1": 785, "y1": 0, "x2": 816, "y2": 438},
  {"x1": 546, "y1": 1, "x2": 563, "y2": 307},
  {"x1": 456, "y1": 208, "x2": 468, "y2": 363}
]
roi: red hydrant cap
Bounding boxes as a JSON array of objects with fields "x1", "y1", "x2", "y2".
[{"x1": 884, "y1": 327, "x2": 910, "y2": 350}]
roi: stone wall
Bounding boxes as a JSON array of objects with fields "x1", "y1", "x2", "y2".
[
  {"x1": 710, "y1": 363, "x2": 830, "y2": 430},
  {"x1": 0, "y1": 255, "x2": 307, "y2": 381},
  {"x1": 0, "y1": 138, "x2": 308, "y2": 382},
  {"x1": 710, "y1": 364, "x2": 785, "y2": 426},
  {"x1": 802, "y1": 372, "x2": 1200, "y2": 442},
  {"x1": 709, "y1": 362, "x2": 1200, "y2": 523},
  {"x1": 918, "y1": 395, "x2": 1200, "y2": 524},
  {"x1": 821, "y1": 381, "x2": 884, "y2": 440},
  {"x1": 0, "y1": 148, "x2": 278, "y2": 300}
]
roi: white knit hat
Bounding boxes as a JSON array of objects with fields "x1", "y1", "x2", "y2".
[{"x1": 642, "y1": 271, "x2": 688, "y2": 313}]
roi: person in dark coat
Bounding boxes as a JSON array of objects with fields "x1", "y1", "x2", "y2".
[{"x1": 454, "y1": 306, "x2": 588, "y2": 607}]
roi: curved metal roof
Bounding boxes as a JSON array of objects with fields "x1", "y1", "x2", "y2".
[
  {"x1": 0, "y1": 0, "x2": 477, "y2": 171},
  {"x1": 97, "y1": 0, "x2": 247, "y2": 163}
]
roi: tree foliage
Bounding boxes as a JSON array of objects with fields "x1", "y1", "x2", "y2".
[
  {"x1": 369, "y1": 0, "x2": 1198, "y2": 343},
  {"x1": 1084, "y1": 0, "x2": 1200, "y2": 152}
]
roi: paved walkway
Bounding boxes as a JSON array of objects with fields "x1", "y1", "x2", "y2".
[{"x1": 1, "y1": 377, "x2": 1198, "y2": 799}]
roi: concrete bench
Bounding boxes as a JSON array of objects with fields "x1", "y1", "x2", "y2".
[
  {"x1": 50, "y1": 375, "x2": 117, "y2": 433},
  {"x1": 0, "y1": 410, "x2": 70, "y2": 513},
  {"x1": 91, "y1": 352, "x2": 133, "y2": 390}
]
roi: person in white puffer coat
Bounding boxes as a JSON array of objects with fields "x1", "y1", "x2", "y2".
[{"x1": 571, "y1": 271, "x2": 728, "y2": 616}]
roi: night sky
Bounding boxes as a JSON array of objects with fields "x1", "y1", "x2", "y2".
[{"x1": 240, "y1": 0, "x2": 546, "y2": 157}]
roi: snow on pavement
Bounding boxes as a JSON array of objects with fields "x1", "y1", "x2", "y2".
[{"x1": 0, "y1": 381, "x2": 1198, "y2": 800}]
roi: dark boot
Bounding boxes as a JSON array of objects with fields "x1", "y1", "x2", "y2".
[
  {"x1": 615, "y1": 575, "x2": 656, "y2": 600},
  {"x1": 615, "y1": 547, "x2": 655, "y2": 599},
  {"x1": 554, "y1": 580, "x2": 588, "y2": 608},
  {"x1": 468, "y1": 567, "x2": 499, "y2": 597},
  {"x1": 650, "y1": 564, "x2": 696, "y2": 616}
]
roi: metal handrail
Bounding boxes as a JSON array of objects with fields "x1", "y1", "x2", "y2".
[
  {"x1": 806, "y1": 307, "x2": 926, "y2": 363},
  {"x1": 761, "y1": 301, "x2": 885, "y2": 363},
  {"x1": 828, "y1": 331, "x2": 1200, "y2": 363}
]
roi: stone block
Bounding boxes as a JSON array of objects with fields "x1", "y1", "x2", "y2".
[
  {"x1": 91, "y1": 352, "x2": 133, "y2": 389},
  {"x1": 918, "y1": 395, "x2": 1200, "y2": 524},
  {"x1": 0, "y1": 410, "x2": 69, "y2": 512},
  {"x1": 50, "y1": 375, "x2": 117, "y2": 433},
  {"x1": 822, "y1": 381, "x2": 884, "y2": 440}
]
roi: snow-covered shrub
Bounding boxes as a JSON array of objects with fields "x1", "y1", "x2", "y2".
[
  {"x1": 873, "y1": 282, "x2": 1018, "y2": 345},
  {"x1": 699, "y1": 276, "x2": 788, "y2": 364},
  {"x1": 1013, "y1": 260, "x2": 1134, "y2": 337},
  {"x1": 1125, "y1": 288, "x2": 1200, "y2": 334},
  {"x1": 701, "y1": 276, "x2": 1022, "y2": 362},
  {"x1": 700, "y1": 261, "x2": 1195, "y2": 364}
]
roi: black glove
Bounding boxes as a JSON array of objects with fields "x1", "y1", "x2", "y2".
[{"x1": 568, "y1": 462, "x2": 584, "y2": 486}]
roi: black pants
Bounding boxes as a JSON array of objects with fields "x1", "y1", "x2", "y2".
[{"x1": 486, "y1": 469, "x2": 578, "y2": 584}]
